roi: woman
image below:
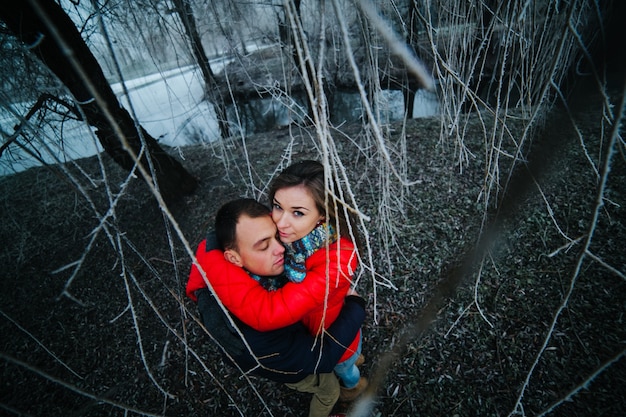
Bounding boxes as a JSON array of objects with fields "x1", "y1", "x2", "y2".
[
  {"x1": 269, "y1": 160, "x2": 366, "y2": 400},
  {"x1": 187, "y1": 160, "x2": 366, "y2": 401}
]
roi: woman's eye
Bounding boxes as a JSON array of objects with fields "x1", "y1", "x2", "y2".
[{"x1": 293, "y1": 210, "x2": 304, "y2": 217}]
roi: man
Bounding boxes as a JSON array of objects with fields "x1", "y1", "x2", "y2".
[{"x1": 187, "y1": 198, "x2": 365, "y2": 417}]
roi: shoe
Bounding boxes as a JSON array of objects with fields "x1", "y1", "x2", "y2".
[
  {"x1": 339, "y1": 377, "x2": 368, "y2": 402},
  {"x1": 355, "y1": 354, "x2": 365, "y2": 367}
]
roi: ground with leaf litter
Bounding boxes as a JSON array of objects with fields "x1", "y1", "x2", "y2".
[{"x1": 1, "y1": 101, "x2": 625, "y2": 416}]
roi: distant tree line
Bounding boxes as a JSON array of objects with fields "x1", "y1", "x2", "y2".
[{"x1": 0, "y1": 0, "x2": 613, "y2": 201}]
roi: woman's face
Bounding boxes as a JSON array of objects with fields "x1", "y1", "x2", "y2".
[{"x1": 271, "y1": 185, "x2": 324, "y2": 244}]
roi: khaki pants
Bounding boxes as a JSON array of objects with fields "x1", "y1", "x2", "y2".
[{"x1": 285, "y1": 373, "x2": 339, "y2": 417}]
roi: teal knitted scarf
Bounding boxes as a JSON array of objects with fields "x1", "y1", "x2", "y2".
[{"x1": 284, "y1": 222, "x2": 337, "y2": 283}]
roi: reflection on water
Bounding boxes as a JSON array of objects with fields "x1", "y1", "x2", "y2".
[
  {"x1": 228, "y1": 88, "x2": 440, "y2": 136},
  {"x1": 1, "y1": 87, "x2": 439, "y2": 176},
  {"x1": 227, "y1": 92, "x2": 308, "y2": 134},
  {"x1": 412, "y1": 89, "x2": 440, "y2": 118}
]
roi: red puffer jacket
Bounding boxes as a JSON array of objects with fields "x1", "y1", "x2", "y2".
[{"x1": 186, "y1": 237, "x2": 360, "y2": 362}]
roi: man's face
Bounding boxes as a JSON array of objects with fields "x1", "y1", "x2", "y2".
[{"x1": 224, "y1": 214, "x2": 285, "y2": 276}]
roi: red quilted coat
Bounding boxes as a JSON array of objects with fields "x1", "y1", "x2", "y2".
[{"x1": 186, "y1": 237, "x2": 360, "y2": 362}]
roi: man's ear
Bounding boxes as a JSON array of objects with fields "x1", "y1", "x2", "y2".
[{"x1": 224, "y1": 249, "x2": 243, "y2": 267}]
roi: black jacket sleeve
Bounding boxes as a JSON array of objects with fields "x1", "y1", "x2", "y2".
[
  {"x1": 196, "y1": 284, "x2": 366, "y2": 384},
  {"x1": 303, "y1": 295, "x2": 366, "y2": 372},
  {"x1": 196, "y1": 288, "x2": 246, "y2": 357},
  {"x1": 239, "y1": 295, "x2": 366, "y2": 381}
]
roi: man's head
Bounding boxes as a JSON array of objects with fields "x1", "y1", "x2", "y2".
[{"x1": 215, "y1": 198, "x2": 285, "y2": 277}]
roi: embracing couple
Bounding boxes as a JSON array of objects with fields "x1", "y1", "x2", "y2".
[{"x1": 186, "y1": 160, "x2": 368, "y2": 417}]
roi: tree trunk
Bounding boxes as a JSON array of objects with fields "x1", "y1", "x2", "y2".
[
  {"x1": 282, "y1": 0, "x2": 326, "y2": 125},
  {"x1": 403, "y1": 1, "x2": 422, "y2": 119},
  {"x1": 0, "y1": 0, "x2": 198, "y2": 200},
  {"x1": 171, "y1": 0, "x2": 230, "y2": 139}
]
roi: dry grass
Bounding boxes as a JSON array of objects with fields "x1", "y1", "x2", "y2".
[{"x1": 0, "y1": 105, "x2": 625, "y2": 416}]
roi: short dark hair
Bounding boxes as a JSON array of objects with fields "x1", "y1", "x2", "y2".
[{"x1": 214, "y1": 198, "x2": 271, "y2": 250}]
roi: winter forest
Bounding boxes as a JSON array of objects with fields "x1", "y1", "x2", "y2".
[{"x1": 1, "y1": 0, "x2": 625, "y2": 416}]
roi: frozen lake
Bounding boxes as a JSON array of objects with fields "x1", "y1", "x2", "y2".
[
  {"x1": 0, "y1": 64, "x2": 221, "y2": 176},
  {"x1": 0, "y1": 60, "x2": 438, "y2": 176}
]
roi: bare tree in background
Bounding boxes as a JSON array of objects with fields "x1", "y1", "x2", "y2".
[
  {"x1": 280, "y1": 0, "x2": 327, "y2": 124},
  {"x1": 402, "y1": 0, "x2": 425, "y2": 117},
  {"x1": 171, "y1": 0, "x2": 230, "y2": 139},
  {"x1": 95, "y1": 0, "x2": 186, "y2": 79},
  {"x1": 0, "y1": 0, "x2": 198, "y2": 200}
]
